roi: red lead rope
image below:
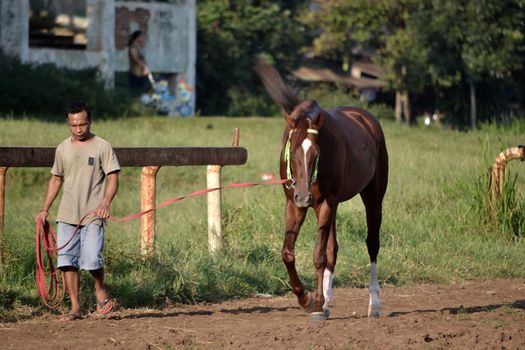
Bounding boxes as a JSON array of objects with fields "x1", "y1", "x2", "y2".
[{"x1": 35, "y1": 178, "x2": 289, "y2": 308}]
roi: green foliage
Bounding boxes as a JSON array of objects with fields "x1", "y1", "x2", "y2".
[
  {"x1": 300, "y1": 0, "x2": 525, "y2": 125},
  {"x1": 470, "y1": 138, "x2": 525, "y2": 238},
  {"x1": 299, "y1": 83, "x2": 394, "y2": 120},
  {"x1": 0, "y1": 51, "x2": 138, "y2": 119},
  {"x1": 196, "y1": 0, "x2": 310, "y2": 116},
  {"x1": 226, "y1": 87, "x2": 280, "y2": 117},
  {"x1": 302, "y1": 0, "x2": 431, "y2": 92}
]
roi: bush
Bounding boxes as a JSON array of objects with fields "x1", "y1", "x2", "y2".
[
  {"x1": 471, "y1": 139, "x2": 525, "y2": 239},
  {"x1": 226, "y1": 87, "x2": 280, "y2": 117},
  {"x1": 297, "y1": 82, "x2": 394, "y2": 120},
  {"x1": 0, "y1": 51, "x2": 136, "y2": 119}
]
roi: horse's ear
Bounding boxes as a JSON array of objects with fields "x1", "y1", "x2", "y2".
[
  {"x1": 284, "y1": 110, "x2": 294, "y2": 127},
  {"x1": 312, "y1": 111, "x2": 324, "y2": 129},
  {"x1": 306, "y1": 100, "x2": 323, "y2": 129},
  {"x1": 308, "y1": 104, "x2": 324, "y2": 129}
]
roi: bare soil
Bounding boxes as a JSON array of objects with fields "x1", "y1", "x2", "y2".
[{"x1": 2, "y1": 279, "x2": 524, "y2": 349}]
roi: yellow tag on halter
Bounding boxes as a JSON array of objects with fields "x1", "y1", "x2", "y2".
[{"x1": 289, "y1": 128, "x2": 318, "y2": 135}]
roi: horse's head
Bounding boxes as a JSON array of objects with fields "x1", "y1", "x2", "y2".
[
  {"x1": 283, "y1": 99, "x2": 324, "y2": 208},
  {"x1": 253, "y1": 59, "x2": 325, "y2": 207}
]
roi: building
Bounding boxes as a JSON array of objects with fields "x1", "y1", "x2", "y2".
[{"x1": 0, "y1": 0, "x2": 196, "y2": 116}]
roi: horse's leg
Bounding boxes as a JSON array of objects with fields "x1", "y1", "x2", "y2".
[
  {"x1": 310, "y1": 199, "x2": 337, "y2": 321},
  {"x1": 282, "y1": 199, "x2": 311, "y2": 311},
  {"x1": 360, "y1": 184, "x2": 385, "y2": 318},
  {"x1": 322, "y1": 211, "x2": 338, "y2": 318}
]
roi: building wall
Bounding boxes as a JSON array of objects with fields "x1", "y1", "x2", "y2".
[
  {"x1": 0, "y1": 0, "x2": 114, "y2": 86},
  {"x1": 0, "y1": 0, "x2": 196, "y2": 116},
  {"x1": 113, "y1": 1, "x2": 189, "y2": 74}
]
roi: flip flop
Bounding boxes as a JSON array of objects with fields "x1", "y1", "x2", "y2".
[
  {"x1": 60, "y1": 312, "x2": 83, "y2": 321},
  {"x1": 96, "y1": 297, "x2": 113, "y2": 315}
]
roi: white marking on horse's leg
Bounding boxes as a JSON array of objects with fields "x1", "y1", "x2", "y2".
[
  {"x1": 368, "y1": 262, "x2": 381, "y2": 317},
  {"x1": 301, "y1": 138, "x2": 312, "y2": 177},
  {"x1": 322, "y1": 268, "x2": 334, "y2": 315}
]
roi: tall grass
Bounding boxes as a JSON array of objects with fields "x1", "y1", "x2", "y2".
[
  {"x1": 470, "y1": 136, "x2": 525, "y2": 239},
  {"x1": 0, "y1": 116, "x2": 524, "y2": 317}
]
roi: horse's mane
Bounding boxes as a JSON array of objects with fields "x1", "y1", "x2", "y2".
[{"x1": 254, "y1": 59, "x2": 301, "y2": 114}]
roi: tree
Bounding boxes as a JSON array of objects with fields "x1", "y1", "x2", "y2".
[
  {"x1": 196, "y1": 0, "x2": 309, "y2": 115},
  {"x1": 427, "y1": 0, "x2": 525, "y2": 128},
  {"x1": 301, "y1": 0, "x2": 430, "y2": 124},
  {"x1": 302, "y1": 0, "x2": 525, "y2": 127}
]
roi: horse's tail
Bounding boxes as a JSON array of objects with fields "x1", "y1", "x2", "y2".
[{"x1": 254, "y1": 58, "x2": 301, "y2": 114}]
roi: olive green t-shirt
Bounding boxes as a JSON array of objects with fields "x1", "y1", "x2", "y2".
[{"x1": 51, "y1": 136, "x2": 120, "y2": 225}]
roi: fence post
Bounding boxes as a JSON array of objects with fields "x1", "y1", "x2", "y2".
[
  {"x1": 232, "y1": 128, "x2": 239, "y2": 147},
  {"x1": 207, "y1": 165, "x2": 222, "y2": 253},
  {"x1": 141, "y1": 166, "x2": 160, "y2": 257},
  {"x1": 0, "y1": 167, "x2": 7, "y2": 262}
]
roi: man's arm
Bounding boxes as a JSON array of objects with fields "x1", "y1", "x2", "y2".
[
  {"x1": 95, "y1": 171, "x2": 119, "y2": 219},
  {"x1": 35, "y1": 175, "x2": 63, "y2": 223}
]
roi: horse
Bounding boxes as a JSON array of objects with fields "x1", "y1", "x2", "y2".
[{"x1": 255, "y1": 60, "x2": 389, "y2": 320}]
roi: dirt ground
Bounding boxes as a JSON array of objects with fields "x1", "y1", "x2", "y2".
[{"x1": 2, "y1": 278, "x2": 524, "y2": 349}]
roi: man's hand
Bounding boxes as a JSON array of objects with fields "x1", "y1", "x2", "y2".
[
  {"x1": 35, "y1": 210, "x2": 48, "y2": 224},
  {"x1": 95, "y1": 205, "x2": 111, "y2": 219}
]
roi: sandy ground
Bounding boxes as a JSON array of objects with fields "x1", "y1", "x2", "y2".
[{"x1": 1, "y1": 278, "x2": 524, "y2": 349}]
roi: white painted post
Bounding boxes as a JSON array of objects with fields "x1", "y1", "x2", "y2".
[
  {"x1": 141, "y1": 166, "x2": 160, "y2": 257},
  {"x1": 207, "y1": 165, "x2": 222, "y2": 253}
]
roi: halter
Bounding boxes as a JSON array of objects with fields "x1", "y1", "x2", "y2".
[{"x1": 284, "y1": 128, "x2": 320, "y2": 188}]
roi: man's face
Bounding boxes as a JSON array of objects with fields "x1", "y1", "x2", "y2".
[{"x1": 67, "y1": 111, "x2": 91, "y2": 142}]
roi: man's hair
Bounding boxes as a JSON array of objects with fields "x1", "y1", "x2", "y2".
[{"x1": 66, "y1": 101, "x2": 91, "y2": 121}]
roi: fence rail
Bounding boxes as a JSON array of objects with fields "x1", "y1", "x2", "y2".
[{"x1": 0, "y1": 146, "x2": 247, "y2": 167}]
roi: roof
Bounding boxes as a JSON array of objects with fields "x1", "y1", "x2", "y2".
[{"x1": 292, "y1": 59, "x2": 386, "y2": 90}]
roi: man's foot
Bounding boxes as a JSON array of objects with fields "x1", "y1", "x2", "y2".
[
  {"x1": 60, "y1": 312, "x2": 83, "y2": 321},
  {"x1": 95, "y1": 284, "x2": 113, "y2": 315},
  {"x1": 96, "y1": 296, "x2": 113, "y2": 314}
]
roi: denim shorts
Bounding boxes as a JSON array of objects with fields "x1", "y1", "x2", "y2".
[{"x1": 57, "y1": 222, "x2": 105, "y2": 271}]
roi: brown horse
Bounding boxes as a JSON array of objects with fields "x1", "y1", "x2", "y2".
[{"x1": 255, "y1": 61, "x2": 388, "y2": 320}]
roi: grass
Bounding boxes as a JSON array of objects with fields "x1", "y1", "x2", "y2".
[{"x1": 0, "y1": 115, "x2": 524, "y2": 316}]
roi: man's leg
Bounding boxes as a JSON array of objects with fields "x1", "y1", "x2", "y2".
[
  {"x1": 81, "y1": 223, "x2": 112, "y2": 313},
  {"x1": 90, "y1": 268, "x2": 109, "y2": 302},
  {"x1": 62, "y1": 267, "x2": 81, "y2": 315},
  {"x1": 57, "y1": 222, "x2": 82, "y2": 318}
]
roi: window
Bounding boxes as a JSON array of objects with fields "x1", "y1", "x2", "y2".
[{"x1": 29, "y1": 0, "x2": 87, "y2": 49}]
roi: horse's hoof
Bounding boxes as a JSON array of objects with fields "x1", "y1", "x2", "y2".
[
  {"x1": 323, "y1": 307, "x2": 330, "y2": 319},
  {"x1": 310, "y1": 311, "x2": 327, "y2": 321},
  {"x1": 368, "y1": 304, "x2": 381, "y2": 317},
  {"x1": 301, "y1": 292, "x2": 316, "y2": 313}
]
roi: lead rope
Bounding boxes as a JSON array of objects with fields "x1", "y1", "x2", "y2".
[{"x1": 35, "y1": 178, "x2": 290, "y2": 309}]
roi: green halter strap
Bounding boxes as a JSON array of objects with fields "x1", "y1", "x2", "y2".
[{"x1": 284, "y1": 128, "x2": 319, "y2": 185}]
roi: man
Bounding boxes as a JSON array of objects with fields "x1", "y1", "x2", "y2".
[{"x1": 35, "y1": 101, "x2": 120, "y2": 321}]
